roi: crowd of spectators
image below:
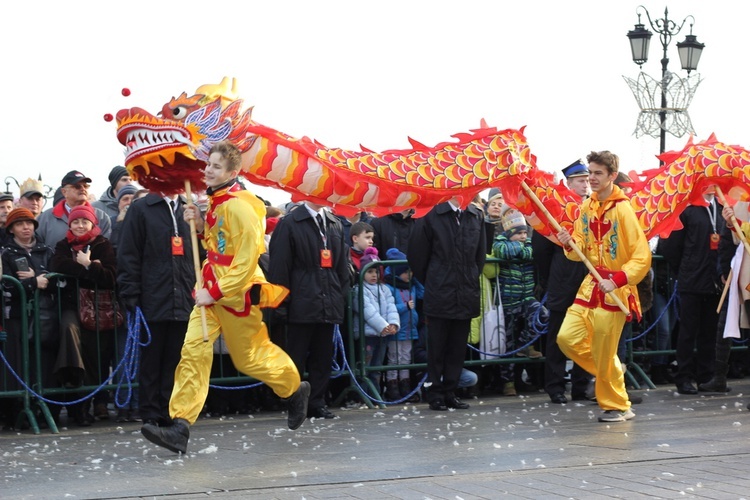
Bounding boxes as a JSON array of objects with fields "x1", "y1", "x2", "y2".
[{"x1": 2, "y1": 152, "x2": 750, "y2": 432}]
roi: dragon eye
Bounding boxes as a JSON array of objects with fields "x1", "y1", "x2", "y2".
[{"x1": 172, "y1": 106, "x2": 188, "y2": 120}]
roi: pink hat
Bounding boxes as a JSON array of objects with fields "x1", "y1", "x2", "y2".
[
  {"x1": 68, "y1": 204, "x2": 99, "y2": 226},
  {"x1": 360, "y1": 247, "x2": 380, "y2": 269}
]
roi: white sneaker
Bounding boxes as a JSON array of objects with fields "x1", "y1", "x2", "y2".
[{"x1": 598, "y1": 409, "x2": 635, "y2": 422}]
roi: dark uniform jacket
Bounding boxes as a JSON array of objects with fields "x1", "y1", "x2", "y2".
[
  {"x1": 407, "y1": 202, "x2": 486, "y2": 320},
  {"x1": 532, "y1": 231, "x2": 588, "y2": 313},
  {"x1": 116, "y1": 194, "x2": 197, "y2": 322},
  {"x1": 658, "y1": 201, "x2": 725, "y2": 295},
  {"x1": 268, "y1": 206, "x2": 350, "y2": 324},
  {"x1": 370, "y1": 212, "x2": 415, "y2": 257}
]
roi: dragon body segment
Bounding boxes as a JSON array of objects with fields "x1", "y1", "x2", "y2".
[
  {"x1": 115, "y1": 78, "x2": 750, "y2": 236},
  {"x1": 116, "y1": 78, "x2": 536, "y2": 215},
  {"x1": 513, "y1": 135, "x2": 750, "y2": 242}
]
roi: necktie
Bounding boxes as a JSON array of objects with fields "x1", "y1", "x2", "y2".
[
  {"x1": 170, "y1": 200, "x2": 177, "y2": 212},
  {"x1": 316, "y1": 213, "x2": 325, "y2": 233},
  {"x1": 455, "y1": 209, "x2": 461, "y2": 226}
]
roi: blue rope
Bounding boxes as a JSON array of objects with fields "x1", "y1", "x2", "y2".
[
  {"x1": 627, "y1": 285, "x2": 678, "y2": 343},
  {"x1": 0, "y1": 306, "x2": 149, "y2": 407},
  {"x1": 113, "y1": 308, "x2": 151, "y2": 408},
  {"x1": 468, "y1": 295, "x2": 549, "y2": 358},
  {"x1": 207, "y1": 323, "x2": 350, "y2": 391}
]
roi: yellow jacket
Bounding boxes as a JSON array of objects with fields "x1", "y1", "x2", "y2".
[
  {"x1": 202, "y1": 182, "x2": 287, "y2": 313},
  {"x1": 564, "y1": 184, "x2": 651, "y2": 319}
]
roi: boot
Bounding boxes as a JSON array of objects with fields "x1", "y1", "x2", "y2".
[
  {"x1": 141, "y1": 418, "x2": 190, "y2": 454},
  {"x1": 503, "y1": 381, "x2": 517, "y2": 397},
  {"x1": 399, "y1": 378, "x2": 420, "y2": 403},
  {"x1": 649, "y1": 364, "x2": 673, "y2": 385},
  {"x1": 526, "y1": 346, "x2": 543, "y2": 359},
  {"x1": 385, "y1": 380, "x2": 400, "y2": 401},
  {"x1": 698, "y1": 362, "x2": 731, "y2": 393},
  {"x1": 71, "y1": 403, "x2": 91, "y2": 427},
  {"x1": 285, "y1": 381, "x2": 311, "y2": 430}
]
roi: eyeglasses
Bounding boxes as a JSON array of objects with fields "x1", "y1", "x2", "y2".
[{"x1": 65, "y1": 183, "x2": 90, "y2": 190}]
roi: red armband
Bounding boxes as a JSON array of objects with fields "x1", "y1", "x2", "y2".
[
  {"x1": 610, "y1": 271, "x2": 628, "y2": 288},
  {"x1": 208, "y1": 282, "x2": 223, "y2": 301}
]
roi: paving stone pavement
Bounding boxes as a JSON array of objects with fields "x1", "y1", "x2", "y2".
[{"x1": 3, "y1": 380, "x2": 750, "y2": 499}]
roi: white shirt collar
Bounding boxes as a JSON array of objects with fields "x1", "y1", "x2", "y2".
[{"x1": 304, "y1": 203, "x2": 327, "y2": 220}]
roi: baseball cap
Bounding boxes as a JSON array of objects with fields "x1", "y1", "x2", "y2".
[{"x1": 61, "y1": 170, "x2": 92, "y2": 187}]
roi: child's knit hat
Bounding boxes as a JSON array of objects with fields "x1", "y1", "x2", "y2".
[
  {"x1": 385, "y1": 247, "x2": 409, "y2": 276},
  {"x1": 500, "y1": 205, "x2": 528, "y2": 237},
  {"x1": 360, "y1": 247, "x2": 380, "y2": 270}
]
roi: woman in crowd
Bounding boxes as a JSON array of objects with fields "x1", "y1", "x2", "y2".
[{"x1": 50, "y1": 204, "x2": 118, "y2": 426}]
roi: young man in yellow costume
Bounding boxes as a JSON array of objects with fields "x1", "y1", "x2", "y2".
[
  {"x1": 556, "y1": 150, "x2": 651, "y2": 423},
  {"x1": 142, "y1": 141, "x2": 309, "y2": 454}
]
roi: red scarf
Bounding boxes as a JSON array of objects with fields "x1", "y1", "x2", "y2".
[{"x1": 66, "y1": 226, "x2": 101, "y2": 252}]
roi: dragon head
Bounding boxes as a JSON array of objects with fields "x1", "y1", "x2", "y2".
[{"x1": 115, "y1": 77, "x2": 255, "y2": 194}]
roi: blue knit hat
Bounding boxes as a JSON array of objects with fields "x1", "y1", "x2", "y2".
[
  {"x1": 116, "y1": 184, "x2": 138, "y2": 205},
  {"x1": 385, "y1": 247, "x2": 409, "y2": 276}
]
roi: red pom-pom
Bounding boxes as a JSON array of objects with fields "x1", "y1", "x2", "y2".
[
  {"x1": 104, "y1": 113, "x2": 113, "y2": 122},
  {"x1": 121, "y1": 88, "x2": 131, "y2": 96}
]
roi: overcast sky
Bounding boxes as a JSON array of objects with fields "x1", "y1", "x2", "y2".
[{"x1": 1, "y1": 0, "x2": 745, "y2": 208}]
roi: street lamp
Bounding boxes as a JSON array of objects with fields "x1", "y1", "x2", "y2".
[
  {"x1": 624, "y1": 6, "x2": 705, "y2": 163},
  {"x1": 3, "y1": 174, "x2": 55, "y2": 199},
  {"x1": 4, "y1": 176, "x2": 20, "y2": 195}
]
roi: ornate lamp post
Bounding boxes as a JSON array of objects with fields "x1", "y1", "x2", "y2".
[
  {"x1": 4, "y1": 174, "x2": 55, "y2": 199},
  {"x1": 4, "y1": 176, "x2": 20, "y2": 195},
  {"x1": 624, "y1": 6, "x2": 705, "y2": 164}
]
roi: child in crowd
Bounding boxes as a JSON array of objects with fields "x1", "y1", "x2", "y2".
[
  {"x1": 493, "y1": 206, "x2": 547, "y2": 395},
  {"x1": 352, "y1": 247, "x2": 400, "y2": 398},
  {"x1": 383, "y1": 248, "x2": 424, "y2": 402},
  {"x1": 349, "y1": 221, "x2": 375, "y2": 272}
]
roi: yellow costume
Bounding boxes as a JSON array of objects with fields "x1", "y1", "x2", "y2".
[
  {"x1": 169, "y1": 182, "x2": 300, "y2": 424},
  {"x1": 557, "y1": 185, "x2": 651, "y2": 411}
]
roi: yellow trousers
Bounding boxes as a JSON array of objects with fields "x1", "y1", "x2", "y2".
[
  {"x1": 557, "y1": 304, "x2": 630, "y2": 411},
  {"x1": 169, "y1": 304, "x2": 300, "y2": 424}
]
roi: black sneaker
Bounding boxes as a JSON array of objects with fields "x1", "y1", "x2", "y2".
[
  {"x1": 286, "y1": 381, "x2": 310, "y2": 430},
  {"x1": 141, "y1": 418, "x2": 190, "y2": 454}
]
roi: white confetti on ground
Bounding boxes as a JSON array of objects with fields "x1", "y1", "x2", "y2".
[{"x1": 198, "y1": 444, "x2": 218, "y2": 454}]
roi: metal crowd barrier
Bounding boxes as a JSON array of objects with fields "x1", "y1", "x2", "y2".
[{"x1": 2, "y1": 256, "x2": 748, "y2": 433}]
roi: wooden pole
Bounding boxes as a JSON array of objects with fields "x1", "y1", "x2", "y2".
[
  {"x1": 717, "y1": 269, "x2": 732, "y2": 314},
  {"x1": 713, "y1": 186, "x2": 750, "y2": 314},
  {"x1": 519, "y1": 181, "x2": 630, "y2": 315},
  {"x1": 184, "y1": 180, "x2": 210, "y2": 342}
]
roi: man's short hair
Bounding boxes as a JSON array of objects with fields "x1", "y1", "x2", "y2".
[
  {"x1": 586, "y1": 150, "x2": 619, "y2": 175},
  {"x1": 208, "y1": 141, "x2": 242, "y2": 171}
]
